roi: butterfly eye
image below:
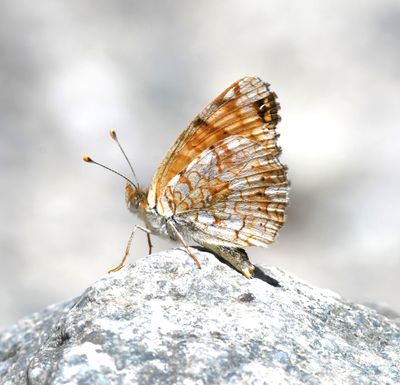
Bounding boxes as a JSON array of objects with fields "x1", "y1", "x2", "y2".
[{"x1": 125, "y1": 183, "x2": 141, "y2": 211}]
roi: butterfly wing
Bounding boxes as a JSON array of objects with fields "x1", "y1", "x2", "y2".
[
  {"x1": 159, "y1": 134, "x2": 289, "y2": 248},
  {"x1": 147, "y1": 77, "x2": 281, "y2": 208},
  {"x1": 151, "y1": 77, "x2": 289, "y2": 248}
]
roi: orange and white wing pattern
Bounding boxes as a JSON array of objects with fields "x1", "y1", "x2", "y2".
[
  {"x1": 160, "y1": 135, "x2": 288, "y2": 247},
  {"x1": 154, "y1": 77, "x2": 289, "y2": 248},
  {"x1": 147, "y1": 76, "x2": 282, "y2": 208}
]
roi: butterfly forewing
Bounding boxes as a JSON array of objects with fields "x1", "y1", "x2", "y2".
[
  {"x1": 147, "y1": 77, "x2": 282, "y2": 208},
  {"x1": 148, "y1": 76, "x2": 289, "y2": 250}
]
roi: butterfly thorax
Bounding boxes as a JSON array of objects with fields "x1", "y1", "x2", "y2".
[{"x1": 125, "y1": 183, "x2": 170, "y2": 239}]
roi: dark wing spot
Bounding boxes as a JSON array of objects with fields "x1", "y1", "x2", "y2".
[
  {"x1": 255, "y1": 99, "x2": 265, "y2": 119},
  {"x1": 192, "y1": 117, "x2": 209, "y2": 127}
]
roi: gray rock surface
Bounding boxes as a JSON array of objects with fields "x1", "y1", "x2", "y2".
[{"x1": 1, "y1": 248, "x2": 399, "y2": 385}]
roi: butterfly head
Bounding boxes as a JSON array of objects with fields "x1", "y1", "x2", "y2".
[{"x1": 125, "y1": 182, "x2": 145, "y2": 212}]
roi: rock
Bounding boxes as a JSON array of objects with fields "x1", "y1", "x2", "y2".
[
  {"x1": 0, "y1": 248, "x2": 399, "y2": 385},
  {"x1": 362, "y1": 302, "x2": 400, "y2": 327}
]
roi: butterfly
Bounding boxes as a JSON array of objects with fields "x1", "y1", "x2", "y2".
[{"x1": 84, "y1": 76, "x2": 289, "y2": 278}]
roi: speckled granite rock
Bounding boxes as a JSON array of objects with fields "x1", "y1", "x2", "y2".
[{"x1": 1, "y1": 249, "x2": 399, "y2": 385}]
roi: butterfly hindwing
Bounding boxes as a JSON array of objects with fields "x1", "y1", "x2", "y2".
[{"x1": 160, "y1": 135, "x2": 289, "y2": 248}]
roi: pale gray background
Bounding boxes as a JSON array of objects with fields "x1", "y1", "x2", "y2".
[{"x1": 1, "y1": 0, "x2": 399, "y2": 330}]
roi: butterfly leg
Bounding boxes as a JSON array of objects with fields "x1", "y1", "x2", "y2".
[
  {"x1": 146, "y1": 232, "x2": 153, "y2": 254},
  {"x1": 108, "y1": 224, "x2": 151, "y2": 273},
  {"x1": 201, "y1": 244, "x2": 255, "y2": 278},
  {"x1": 167, "y1": 220, "x2": 202, "y2": 269}
]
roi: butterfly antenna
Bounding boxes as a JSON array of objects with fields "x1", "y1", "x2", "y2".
[
  {"x1": 83, "y1": 155, "x2": 137, "y2": 187},
  {"x1": 109, "y1": 129, "x2": 139, "y2": 186}
]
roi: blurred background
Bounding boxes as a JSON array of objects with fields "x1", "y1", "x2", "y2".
[{"x1": 1, "y1": 0, "x2": 399, "y2": 329}]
